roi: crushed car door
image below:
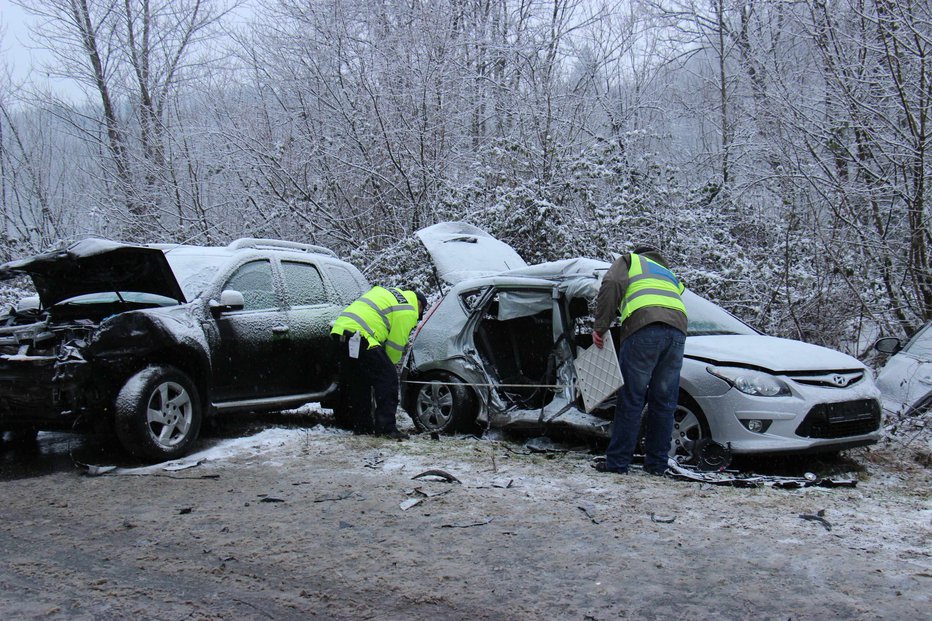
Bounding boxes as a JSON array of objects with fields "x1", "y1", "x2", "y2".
[
  {"x1": 472, "y1": 287, "x2": 559, "y2": 409},
  {"x1": 211, "y1": 259, "x2": 290, "y2": 402},
  {"x1": 279, "y1": 260, "x2": 342, "y2": 394}
]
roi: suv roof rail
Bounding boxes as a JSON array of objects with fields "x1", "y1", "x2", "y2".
[{"x1": 227, "y1": 238, "x2": 337, "y2": 257}]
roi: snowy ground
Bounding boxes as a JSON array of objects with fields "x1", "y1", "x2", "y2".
[{"x1": 0, "y1": 411, "x2": 929, "y2": 620}]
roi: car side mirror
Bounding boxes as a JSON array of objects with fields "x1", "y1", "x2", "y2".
[
  {"x1": 209, "y1": 289, "x2": 245, "y2": 314},
  {"x1": 873, "y1": 336, "x2": 902, "y2": 355}
]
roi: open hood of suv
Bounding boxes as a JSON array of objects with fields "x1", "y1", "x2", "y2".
[
  {"x1": 416, "y1": 222, "x2": 528, "y2": 285},
  {"x1": 0, "y1": 238, "x2": 186, "y2": 307}
]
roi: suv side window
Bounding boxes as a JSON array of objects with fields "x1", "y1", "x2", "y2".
[
  {"x1": 282, "y1": 261, "x2": 327, "y2": 306},
  {"x1": 225, "y1": 260, "x2": 278, "y2": 311},
  {"x1": 323, "y1": 264, "x2": 367, "y2": 304}
]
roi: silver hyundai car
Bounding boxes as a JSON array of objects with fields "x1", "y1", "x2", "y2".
[{"x1": 401, "y1": 222, "x2": 882, "y2": 458}]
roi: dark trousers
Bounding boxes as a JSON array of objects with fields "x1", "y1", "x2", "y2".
[
  {"x1": 336, "y1": 338, "x2": 400, "y2": 434},
  {"x1": 605, "y1": 323, "x2": 686, "y2": 471}
]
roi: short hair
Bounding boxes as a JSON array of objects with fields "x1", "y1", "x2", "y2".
[
  {"x1": 633, "y1": 244, "x2": 659, "y2": 255},
  {"x1": 414, "y1": 290, "x2": 428, "y2": 319}
]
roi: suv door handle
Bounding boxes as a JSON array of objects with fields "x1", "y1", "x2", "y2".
[{"x1": 272, "y1": 325, "x2": 290, "y2": 334}]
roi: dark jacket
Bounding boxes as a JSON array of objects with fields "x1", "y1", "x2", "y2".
[{"x1": 593, "y1": 250, "x2": 688, "y2": 344}]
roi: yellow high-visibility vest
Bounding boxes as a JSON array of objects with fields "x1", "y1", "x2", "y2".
[
  {"x1": 331, "y1": 286, "x2": 419, "y2": 363},
  {"x1": 619, "y1": 254, "x2": 687, "y2": 322}
]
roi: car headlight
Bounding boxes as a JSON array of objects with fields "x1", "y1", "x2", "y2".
[{"x1": 707, "y1": 365, "x2": 791, "y2": 397}]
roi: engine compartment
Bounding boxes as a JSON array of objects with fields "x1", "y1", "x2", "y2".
[{"x1": 0, "y1": 306, "x2": 98, "y2": 359}]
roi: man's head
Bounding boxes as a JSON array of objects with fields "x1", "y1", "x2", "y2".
[
  {"x1": 632, "y1": 244, "x2": 667, "y2": 267},
  {"x1": 414, "y1": 290, "x2": 428, "y2": 320}
]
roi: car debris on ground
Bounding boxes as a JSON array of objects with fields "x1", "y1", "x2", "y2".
[{"x1": 664, "y1": 459, "x2": 858, "y2": 488}]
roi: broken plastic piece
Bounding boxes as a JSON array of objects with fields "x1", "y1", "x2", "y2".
[
  {"x1": 399, "y1": 498, "x2": 423, "y2": 511},
  {"x1": 74, "y1": 461, "x2": 117, "y2": 476},
  {"x1": 799, "y1": 513, "x2": 832, "y2": 531},
  {"x1": 411, "y1": 469, "x2": 461, "y2": 484},
  {"x1": 162, "y1": 459, "x2": 206, "y2": 472},
  {"x1": 578, "y1": 503, "x2": 601, "y2": 524},
  {"x1": 666, "y1": 459, "x2": 857, "y2": 488},
  {"x1": 694, "y1": 439, "x2": 732, "y2": 471},
  {"x1": 441, "y1": 518, "x2": 493, "y2": 528},
  {"x1": 525, "y1": 436, "x2": 566, "y2": 453}
]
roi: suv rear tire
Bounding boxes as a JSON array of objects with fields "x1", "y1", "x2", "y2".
[{"x1": 115, "y1": 365, "x2": 203, "y2": 461}]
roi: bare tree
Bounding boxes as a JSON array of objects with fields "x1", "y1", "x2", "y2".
[
  {"x1": 792, "y1": 0, "x2": 932, "y2": 332},
  {"x1": 17, "y1": 0, "x2": 236, "y2": 240}
]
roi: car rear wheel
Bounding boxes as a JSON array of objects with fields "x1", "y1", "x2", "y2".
[
  {"x1": 410, "y1": 373, "x2": 478, "y2": 433},
  {"x1": 115, "y1": 365, "x2": 202, "y2": 461},
  {"x1": 671, "y1": 395, "x2": 711, "y2": 464}
]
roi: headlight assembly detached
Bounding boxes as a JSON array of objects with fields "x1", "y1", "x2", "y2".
[{"x1": 707, "y1": 365, "x2": 791, "y2": 397}]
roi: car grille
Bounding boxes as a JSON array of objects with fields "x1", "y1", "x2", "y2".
[
  {"x1": 787, "y1": 370, "x2": 864, "y2": 389},
  {"x1": 795, "y1": 399, "x2": 881, "y2": 439}
]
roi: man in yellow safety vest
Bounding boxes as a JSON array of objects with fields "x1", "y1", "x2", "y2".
[
  {"x1": 591, "y1": 246, "x2": 687, "y2": 475},
  {"x1": 331, "y1": 286, "x2": 427, "y2": 439}
]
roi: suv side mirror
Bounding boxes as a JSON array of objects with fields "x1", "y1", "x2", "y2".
[
  {"x1": 873, "y1": 336, "x2": 902, "y2": 355},
  {"x1": 210, "y1": 289, "x2": 245, "y2": 314}
]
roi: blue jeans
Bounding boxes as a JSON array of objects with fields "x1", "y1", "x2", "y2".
[{"x1": 605, "y1": 324, "x2": 686, "y2": 472}]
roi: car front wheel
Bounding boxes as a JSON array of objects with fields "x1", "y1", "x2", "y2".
[
  {"x1": 670, "y1": 396, "x2": 711, "y2": 464},
  {"x1": 115, "y1": 365, "x2": 202, "y2": 461},
  {"x1": 410, "y1": 373, "x2": 478, "y2": 433}
]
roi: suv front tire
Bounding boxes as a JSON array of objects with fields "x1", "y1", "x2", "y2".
[{"x1": 115, "y1": 364, "x2": 203, "y2": 461}]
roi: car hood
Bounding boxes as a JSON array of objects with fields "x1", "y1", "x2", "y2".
[
  {"x1": 686, "y1": 334, "x2": 865, "y2": 372},
  {"x1": 416, "y1": 222, "x2": 528, "y2": 284},
  {"x1": 0, "y1": 238, "x2": 186, "y2": 307}
]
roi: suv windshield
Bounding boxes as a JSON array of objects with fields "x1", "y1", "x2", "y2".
[
  {"x1": 684, "y1": 292, "x2": 757, "y2": 336},
  {"x1": 164, "y1": 251, "x2": 230, "y2": 300}
]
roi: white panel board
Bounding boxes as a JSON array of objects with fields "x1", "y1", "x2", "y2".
[{"x1": 575, "y1": 331, "x2": 623, "y2": 412}]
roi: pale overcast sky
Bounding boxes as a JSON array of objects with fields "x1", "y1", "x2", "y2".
[
  {"x1": 1, "y1": 0, "x2": 39, "y2": 76},
  {"x1": 1, "y1": 0, "x2": 95, "y2": 102}
]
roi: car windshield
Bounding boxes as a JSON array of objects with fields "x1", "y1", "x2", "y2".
[
  {"x1": 902, "y1": 323, "x2": 932, "y2": 360},
  {"x1": 55, "y1": 291, "x2": 179, "y2": 307},
  {"x1": 683, "y1": 291, "x2": 757, "y2": 336},
  {"x1": 164, "y1": 250, "x2": 230, "y2": 300}
]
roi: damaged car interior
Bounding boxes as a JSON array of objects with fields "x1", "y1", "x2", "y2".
[{"x1": 473, "y1": 288, "x2": 559, "y2": 410}]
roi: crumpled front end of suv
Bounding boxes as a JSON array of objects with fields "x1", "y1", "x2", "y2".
[
  {"x1": 0, "y1": 302, "x2": 104, "y2": 431},
  {"x1": 0, "y1": 238, "x2": 190, "y2": 435}
]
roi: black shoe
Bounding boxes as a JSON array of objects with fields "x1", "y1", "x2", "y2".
[
  {"x1": 643, "y1": 466, "x2": 668, "y2": 476},
  {"x1": 381, "y1": 430, "x2": 409, "y2": 441},
  {"x1": 594, "y1": 462, "x2": 628, "y2": 474}
]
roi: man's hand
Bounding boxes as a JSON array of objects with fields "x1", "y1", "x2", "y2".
[{"x1": 592, "y1": 330, "x2": 604, "y2": 349}]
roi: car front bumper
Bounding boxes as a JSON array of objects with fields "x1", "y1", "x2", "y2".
[{"x1": 694, "y1": 379, "x2": 882, "y2": 454}]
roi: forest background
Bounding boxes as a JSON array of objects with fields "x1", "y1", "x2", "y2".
[{"x1": 0, "y1": 0, "x2": 929, "y2": 358}]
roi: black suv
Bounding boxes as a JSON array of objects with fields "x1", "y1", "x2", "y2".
[{"x1": 0, "y1": 238, "x2": 369, "y2": 461}]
